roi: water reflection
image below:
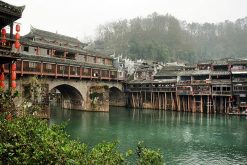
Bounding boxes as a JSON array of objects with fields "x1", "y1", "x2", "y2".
[{"x1": 50, "y1": 106, "x2": 247, "y2": 165}]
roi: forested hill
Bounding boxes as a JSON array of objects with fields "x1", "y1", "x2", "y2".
[{"x1": 94, "y1": 13, "x2": 247, "y2": 64}]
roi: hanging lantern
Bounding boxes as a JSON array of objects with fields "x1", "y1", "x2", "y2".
[
  {"x1": 0, "y1": 81, "x2": 5, "y2": 88},
  {"x1": 11, "y1": 63, "x2": 16, "y2": 71},
  {"x1": 16, "y1": 24, "x2": 20, "y2": 32},
  {"x1": 15, "y1": 33, "x2": 20, "y2": 40},
  {"x1": 0, "y1": 73, "x2": 4, "y2": 81},
  {"x1": 11, "y1": 80, "x2": 16, "y2": 89},
  {"x1": 11, "y1": 71, "x2": 16, "y2": 81},
  {"x1": 15, "y1": 41, "x2": 20, "y2": 49},
  {"x1": 1, "y1": 35, "x2": 6, "y2": 43},
  {"x1": 1, "y1": 28, "x2": 6, "y2": 35}
]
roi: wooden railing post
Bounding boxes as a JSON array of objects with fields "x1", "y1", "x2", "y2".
[
  {"x1": 68, "y1": 65, "x2": 70, "y2": 79},
  {"x1": 80, "y1": 66, "x2": 82, "y2": 79},
  {"x1": 21, "y1": 60, "x2": 23, "y2": 76},
  {"x1": 41, "y1": 62, "x2": 43, "y2": 76},
  {"x1": 90, "y1": 68, "x2": 92, "y2": 80},
  {"x1": 55, "y1": 63, "x2": 57, "y2": 78}
]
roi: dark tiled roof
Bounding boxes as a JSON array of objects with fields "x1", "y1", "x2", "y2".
[
  {"x1": 21, "y1": 35, "x2": 112, "y2": 59},
  {"x1": 228, "y1": 58, "x2": 247, "y2": 65},
  {"x1": 0, "y1": 1, "x2": 25, "y2": 17},
  {"x1": 156, "y1": 65, "x2": 184, "y2": 76},
  {"x1": 25, "y1": 27, "x2": 86, "y2": 46},
  {"x1": 129, "y1": 79, "x2": 176, "y2": 84},
  {"x1": 0, "y1": 1, "x2": 25, "y2": 28}
]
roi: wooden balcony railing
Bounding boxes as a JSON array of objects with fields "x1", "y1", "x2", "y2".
[{"x1": 5, "y1": 59, "x2": 121, "y2": 81}]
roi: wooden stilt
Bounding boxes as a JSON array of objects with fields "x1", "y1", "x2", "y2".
[
  {"x1": 165, "y1": 92, "x2": 167, "y2": 110},
  {"x1": 200, "y1": 95, "x2": 203, "y2": 113},
  {"x1": 171, "y1": 93, "x2": 174, "y2": 110},
  {"x1": 188, "y1": 96, "x2": 190, "y2": 112}
]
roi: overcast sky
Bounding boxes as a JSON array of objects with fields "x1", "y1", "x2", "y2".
[{"x1": 6, "y1": 0, "x2": 247, "y2": 41}]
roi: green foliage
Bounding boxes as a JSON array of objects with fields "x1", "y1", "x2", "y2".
[
  {"x1": 0, "y1": 116, "x2": 87, "y2": 164},
  {"x1": 88, "y1": 141, "x2": 125, "y2": 165},
  {"x1": 95, "y1": 13, "x2": 247, "y2": 63},
  {"x1": 136, "y1": 141, "x2": 164, "y2": 165},
  {"x1": 89, "y1": 92, "x2": 103, "y2": 100},
  {"x1": 0, "y1": 89, "x2": 19, "y2": 114},
  {"x1": 0, "y1": 115, "x2": 164, "y2": 164}
]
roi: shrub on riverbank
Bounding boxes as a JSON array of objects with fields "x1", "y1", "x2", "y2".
[{"x1": 0, "y1": 115, "x2": 164, "y2": 164}]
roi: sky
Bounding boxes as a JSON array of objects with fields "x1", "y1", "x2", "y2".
[{"x1": 5, "y1": 0, "x2": 247, "y2": 41}]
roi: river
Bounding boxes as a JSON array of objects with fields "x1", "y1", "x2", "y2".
[{"x1": 50, "y1": 106, "x2": 247, "y2": 164}]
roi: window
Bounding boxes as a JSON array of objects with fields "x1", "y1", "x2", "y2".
[
  {"x1": 24, "y1": 46, "x2": 29, "y2": 52},
  {"x1": 72, "y1": 67, "x2": 77, "y2": 72},
  {"x1": 60, "y1": 66, "x2": 65, "y2": 71},
  {"x1": 29, "y1": 62, "x2": 36, "y2": 68},
  {"x1": 46, "y1": 64, "x2": 52, "y2": 70}
]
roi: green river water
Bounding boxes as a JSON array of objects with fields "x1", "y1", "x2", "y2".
[{"x1": 50, "y1": 106, "x2": 247, "y2": 165}]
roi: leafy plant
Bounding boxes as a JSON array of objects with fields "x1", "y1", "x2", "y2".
[
  {"x1": 136, "y1": 141, "x2": 164, "y2": 165},
  {"x1": 0, "y1": 115, "x2": 164, "y2": 164}
]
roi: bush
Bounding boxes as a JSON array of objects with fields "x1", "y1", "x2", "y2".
[
  {"x1": 0, "y1": 115, "x2": 164, "y2": 164},
  {"x1": 0, "y1": 116, "x2": 87, "y2": 164},
  {"x1": 136, "y1": 141, "x2": 164, "y2": 165}
]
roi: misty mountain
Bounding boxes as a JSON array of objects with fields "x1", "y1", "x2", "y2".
[{"x1": 92, "y1": 12, "x2": 247, "y2": 64}]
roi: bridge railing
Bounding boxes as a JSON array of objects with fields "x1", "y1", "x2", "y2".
[{"x1": 9, "y1": 59, "x2": 122, "y2": 81}]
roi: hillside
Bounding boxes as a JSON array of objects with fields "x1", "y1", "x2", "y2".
[{"x1": 93, "y1": 13, "x2": 247, "y2": 64}]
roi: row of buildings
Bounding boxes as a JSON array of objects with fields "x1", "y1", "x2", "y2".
[{"x1": 126, "y1": 58, "x2": 247, "y2": 114}]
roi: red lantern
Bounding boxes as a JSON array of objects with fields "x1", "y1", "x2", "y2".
[
  {"x1": 16, "y1": 24, "x2": 20, "y2": 32},
  {"x1": 15, "y1": 33, "x2": 20, "y2": 40},
  {"x1": 11, "y1": 81, "x2": 16, "y2": 89},
  {"x1": 15, "y1": 41, "x2": 20, "y2": 49},
  {"x1": 1, "y1": 36, "x2": 6, "y2": 43},
  {"x1": 11, "y1": 63, "x2": 16, "y2": 71},
  {"x1": 0, "y1": 73, "x2": 4, "y2": 81},
  {"x1": 11, "y1": 71, "x2": 16, "y2": 81},
  {"x1": 0, "y1": 81, "x2": 4, "y2": 88},
  {"x1": 1, "y1": 28, "x2": 6, "y2": 35}
]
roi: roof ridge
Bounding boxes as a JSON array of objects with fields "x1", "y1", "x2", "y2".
[{"x1": 30, "y1": 26, "x2": 81, "y2": 44}]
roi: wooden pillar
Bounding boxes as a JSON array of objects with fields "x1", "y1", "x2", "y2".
[
  {"x1": 80, "y1": 66, "x2": 82, "y2": 79},
  {"x1": 68, "y1": 65, "x2": 70, "y2": 79},
  {"x1": 55, "y1": 64, "x2": 57, "y2": 78},
  {"x1": 228, "y1": 96, "x2": 231, "y2": 114},
  {"x1": 207, "y1": 95, "x2": 209, "y2": 114},
  {"x1": 145, "y1": 91, "x2": 146, "y2": 102},
  {"x1": 165, "y1": 92, "x2": 167, "y2": 110},
  {"x1": 224, "y1": 97, "x2": 227, "y2": 114},
  {"x1": 162, "y1": 93, "x2": 164, "y2": 110},
  {"x1": 158, "y1": 92, "x2": 160, "y2": 110},
  {"x1": 188, "y1": 96, "x2": 190, "y2": 112},
  {"x1": 40, "y1": 62, "x2": 43, "y2": 76},
  {"x1": 21, "y1": 60, "x2": 23, "y2": 76},
  {"x1": 220, "y1": 96, "x2": 223, "y2": 113},
  {"x1": 171, "y1": 93, "x2": 174, "y2": 110},
  {"x1": 177, "y1": 95, "x2": 180, "y2": 111},
  {"x1": 90, "y1": 68, "x2": 93, "y2": 80},
  {"x1": 131, "y1": 93, "x2": 134, "y2": 108},
  {"x1": 200, "y1": 95, "x2": 203, "y2": 113},
  {"x1": 193, "y1": 97, "x2": 196, "y2": 112}
]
